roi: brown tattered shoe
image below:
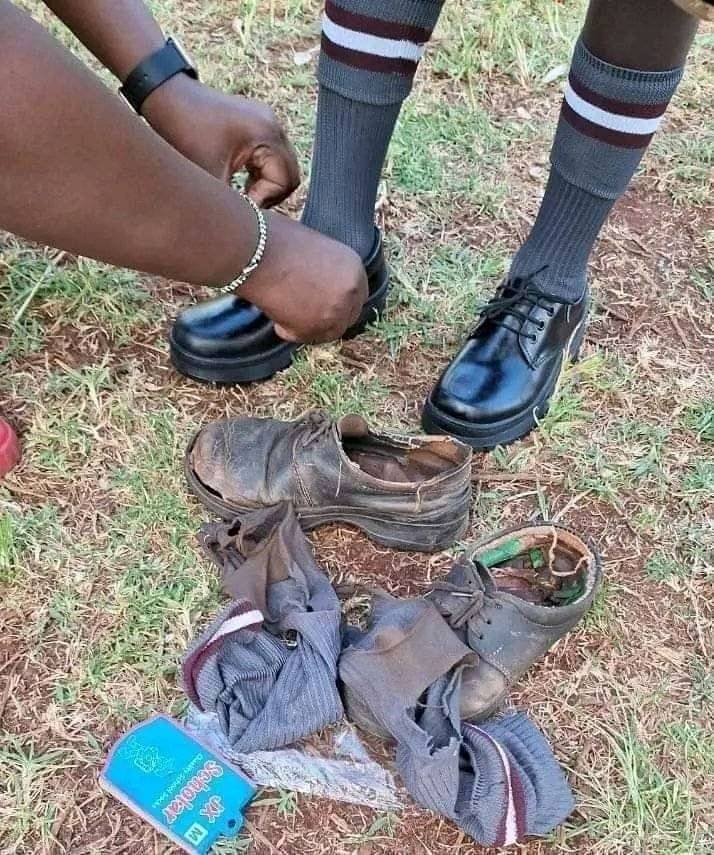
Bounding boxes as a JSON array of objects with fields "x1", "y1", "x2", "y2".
[
  {"x1": 428, "y1": 523, "x2": 602, "y2": 721},
  {"x1": 186, "y1": 411, "x2": 472, "y2": 552}
]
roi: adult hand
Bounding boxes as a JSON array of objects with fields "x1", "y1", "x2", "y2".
[
  {"x1": 142, "y1": 75, "x2": 300, "y2": 207},
  {"x1": 240, "y1": 215, "x2": 369, "y2": 343}
]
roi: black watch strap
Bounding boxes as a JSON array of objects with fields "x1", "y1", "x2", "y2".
[{"x1": 119, "y1": 37, "x2": 198, "y2": 114}]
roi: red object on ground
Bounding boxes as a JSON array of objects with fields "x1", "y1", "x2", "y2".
[{"x1": 0, "y1": 418, "x2": 21, "y2": 478}]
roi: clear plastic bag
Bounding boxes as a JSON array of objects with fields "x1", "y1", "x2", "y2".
[{"x1": 185, "y1": 706, "x2": 404, "y2": 811}]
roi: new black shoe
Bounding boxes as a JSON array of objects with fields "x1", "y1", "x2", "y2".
[
  {"x1": 422, "y1": 278, "x2": 588, "y2": 449},
  {"x1": 169, "y1": 228, "x2": 389, "y2": 384}
]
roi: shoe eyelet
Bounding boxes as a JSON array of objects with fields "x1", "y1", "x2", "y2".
[
  {"x1": 547, "y1": 308, "x2": 554, "y2": 317},
  {"x1": 486, "y1": 619, "x2": 491, "y2": 625},
  {"x1": 538, "y1": 321, "x2": 545, "y2": 330},
  {"x1": 529, "y1": 334, "x2": 537, "y2": 342},
  {"x1": 478, "y1": 634, "x2": 484, "y2": 640}
]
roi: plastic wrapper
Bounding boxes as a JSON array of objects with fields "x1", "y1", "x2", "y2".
[{"x1": 185, "y1": 706, "x2": 404, "y2": 811}]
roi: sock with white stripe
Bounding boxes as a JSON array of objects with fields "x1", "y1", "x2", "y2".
[
  {"x1": 509, "y1": 38, "x2": 684, "y2": 301},
  {"x1": 182, "y1": 505, "x2": 343, "y2": 753},
  {"x1": 302, "y1": 0, "x2": 445, "y2": 259},
  {"x1": 340, "y1": 594, "x2": 575, "y2": 846}
]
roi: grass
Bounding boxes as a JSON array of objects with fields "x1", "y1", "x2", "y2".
[
  {"x1": 1, "y1": 1, "x2": 713, "y2": 854},
  {"x1": 577, "y1": 716, "x2": 702, "y2": 854}
]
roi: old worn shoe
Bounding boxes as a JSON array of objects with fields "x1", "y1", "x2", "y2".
[
  {"x1": 428, "y1": 523, "x2": 602, "y2": 721},
  {"x1": 186, "y1": 411, "x2": 472, "y2": 551}
]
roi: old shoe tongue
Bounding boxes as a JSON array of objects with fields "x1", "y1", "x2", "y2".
[{"x1": 336, "y1": 413, "x2": 371, "y2": 438}]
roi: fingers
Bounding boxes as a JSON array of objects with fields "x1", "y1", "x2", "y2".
[
  {"x1": 245, "y1": 175, "x2": 290, "y2": 208},
  {"x1": 244, "y1": 175, "x2": 278, "y2": 207},
  {"x1": 274, "y1": 300, "x2": 361, "y2": 345},
  {"x1": 244, "y1": 143, "x2": 300, "y2": 208},
  {"x1": 274, "y1": 322, "x2": 345, "y2": 345}
]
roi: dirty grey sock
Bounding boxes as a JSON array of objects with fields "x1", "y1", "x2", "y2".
[
  {"x1": 302, "y1": 0, "x2": 445, "y2": 259},
  {"x1": 459, "y1": 714, "x2": 575, "y2": 845},
  {"x1": 509, "y1": 38, "x2": 684, "y2": 301},
  {"x1": 183, "y1": 505, "x2": 343, "y2": 753},
  {"x1": 340, "y1": 595, "x2": 471, "y2": 815},
  {"x1": 340, "y1": 593, "x2": 575, "y2": 846}
]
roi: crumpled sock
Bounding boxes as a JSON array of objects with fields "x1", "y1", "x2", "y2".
[
  {"x1": 340, "y1": 594, "x2": 471, "y2": 821},
  {"x1": 458, "y1": 713, "x2": 576, "y2": 846},
  {"x1": 182, "y1": 503, "x2": 343, "y2": 752},
  {"x1": 339, "y1": 592, "x2": 575, "y2": 846}
]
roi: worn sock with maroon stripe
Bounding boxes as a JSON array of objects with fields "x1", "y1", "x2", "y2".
[
  {"x1": 509, "y1": 38, "x2": 684, "y2": 301},
  {"x1": 302, "y1": 0, "x2": 444, "y2": 259}
]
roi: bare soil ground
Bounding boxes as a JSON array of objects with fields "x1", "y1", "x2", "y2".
[{"x1": 1, "y1": 2, "x2": 712, "y2": 853}]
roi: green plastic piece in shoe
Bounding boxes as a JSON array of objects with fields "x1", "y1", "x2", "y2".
[
  {"x1": 476, "y1": 537, "x2": 524, "y2": 568},
  {"x1": 529, "y1": 548, "x2": 545, "y2": 569}
]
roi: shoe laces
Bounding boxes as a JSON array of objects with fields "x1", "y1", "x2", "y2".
[
  {"x1": 294, "y1": 411, "x2": 333, "y2": 448},
  {"x1": 430, "y1": 559, "x2": 501, "y2": 631},
  {"x1": 474, "y1": 271, "x2": 566, "y2": 342}
]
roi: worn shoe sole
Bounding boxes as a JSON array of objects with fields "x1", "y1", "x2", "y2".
[
  {"x1": 421, "y1": 312, "x2": 588, "y2": 450},
  {"x1": 170, "y1": 275, "x2": 390, "y2": 385},
  {"x1": 184, "y1": 433, "x2": 469, "y2": 553}
]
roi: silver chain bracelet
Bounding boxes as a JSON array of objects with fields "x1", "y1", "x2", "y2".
[{"x1": 220, "y1": 192, "x2": 268, "y2": 293}]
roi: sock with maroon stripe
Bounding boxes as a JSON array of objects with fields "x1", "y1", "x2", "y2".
[
  {"x1": 302, "y1": 0, "x2": 445, "y2": 260},
  {"x1": 509, "y1": 38, "x2": 684, "y2": 302}
]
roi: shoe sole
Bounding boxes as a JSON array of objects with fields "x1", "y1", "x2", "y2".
[
  {"x1": 421, "y1": 311, "x2": 588, "y2": 450},
  {"x1": 169, "y1": 275, "x2": 390, "y2": 385},
  {"x1": 183, "y1": 432, "x2": 469, "y2": 553}
]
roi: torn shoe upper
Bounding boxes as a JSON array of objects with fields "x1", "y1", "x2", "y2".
[
  {"x1": 428, "y1": 523, "x2": 603, "y2": 721},
  {"x1": 185, "y1": 411, "x2": 472, "y2": 552}
]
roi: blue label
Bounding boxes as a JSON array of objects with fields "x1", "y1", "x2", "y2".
[{"x1": 101, "y1": 715, "x2": 255, "y2": 854}]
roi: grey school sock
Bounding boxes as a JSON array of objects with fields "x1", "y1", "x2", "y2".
[
  {"x1": 182, "y1": 504, "x2": 343, "y2": 753},
  {"x1": 302, "y1": 0, "x2": 445, "y2": 259},
  {"x1": 340, "y1": 593, "x2": 575, "y2": 846},
  {"x1": 509, "y1": 38, "x2": 685, "y2": 301}
]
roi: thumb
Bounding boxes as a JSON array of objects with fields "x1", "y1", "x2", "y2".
[{"x1": 273, "y1": 322, "x2": 300, "y2": 342}]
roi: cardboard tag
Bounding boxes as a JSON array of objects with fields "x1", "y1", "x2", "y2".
[{"x1": 100, "y1": 715, "x2": 255, "y2": 854}]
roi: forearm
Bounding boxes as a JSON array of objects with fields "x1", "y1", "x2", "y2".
[
  {"x1": 39, "y1": 0, "x2": 217, "y2": 166},
  {"x1": 0, "y1": 1, "x2": 254, "y2": 285},
  {"x1": 41, "y1": 0, "x2": 165, "y2": 80}
]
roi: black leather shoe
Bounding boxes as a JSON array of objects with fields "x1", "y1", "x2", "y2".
[
  {"x1": 422, "y1": 278, "x2": 589, "y2": 449},
  {"x1": 169, "y1": 229, "x2": 389, "y2": 384}
]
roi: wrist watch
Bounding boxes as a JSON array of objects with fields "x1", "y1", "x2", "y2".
[{"x1": 119, "y1": 37, "x2": 198, "y2": 114}]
